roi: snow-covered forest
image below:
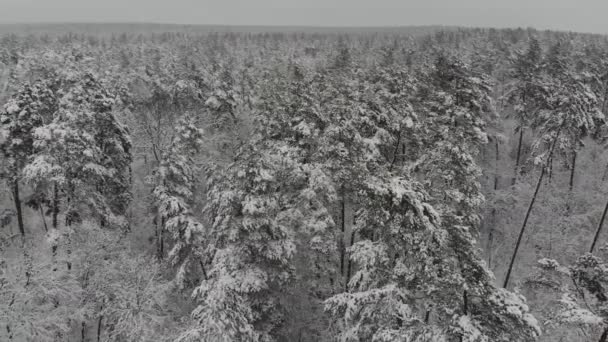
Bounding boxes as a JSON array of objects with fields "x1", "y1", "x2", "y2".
[{"x1": 2, "y1": 25, "x2": 608, "y2": 341}]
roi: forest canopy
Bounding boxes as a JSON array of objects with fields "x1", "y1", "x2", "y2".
[{"x1": 1, "y1": 25, "x2": 608, "y2": 342}]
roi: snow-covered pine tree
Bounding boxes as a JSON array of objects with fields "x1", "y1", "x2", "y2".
[
  {"x1": 148, "y1": 114, "x2": 206, "y2": 283},
  {"x1": 531, "y1": 40, "x2": 605, "y2": 184},
  {"x1": 325, "y1": 54, "x2": 541, "y2": 342},
  {"x1": 525, "y1": 255, "x2": 608, "y2": 341},
  {"x1": 23, "y1": 72, "x2": 132, "y2": 229},
  {"x1": 503, "y1": 41, "x2": 606, "y2": 288},
  {"x1": 0, "y1": 79, "x2": 57, "y2": 236},
  {"x1": 502, "y1": 37, "x2": 550, "y2": 185},
  {"x1": 179, "y1": 63, "x2": 337, "y2": 342}
]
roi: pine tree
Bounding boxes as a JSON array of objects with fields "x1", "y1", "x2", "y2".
[
  {"x1": 503, "y1": 37, "x2": 549, "y2": 185},
  {"x1": 180, "y1": 65, "x2": 337, "y2": 341},
  {"x1": 149, "y1": 114, "x2": 206, "y2": 281},
  {"x1": 23, "y1": 72, "x2": 132, "y2": 229},
  {"x1": 0, "y1": 79, "x2": 57, "y2": 237}
]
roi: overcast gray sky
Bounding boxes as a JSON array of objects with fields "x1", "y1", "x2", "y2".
[{"x1": 0, "y1": 0, "x2": 606, "y2": 34}]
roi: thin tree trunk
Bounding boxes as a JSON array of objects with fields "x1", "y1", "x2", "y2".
[
  {"x1": 52, "y1": 183, "x2": 59, "y2": 229},
  {"x1": 390, "y1": 127, "x2": 403, "y2": 171},
  {"x1": 12, "y1": 181, "x2": 24, "y2": 237},
  {"x1": 38, "y1": 205, "x2": 48, "y2": 233},
  {"x1": 487, "y1": 209, "x2": 496, "y2": 268},
  {"x1": 512, "y1": 127, "x2": 524, "y2": 186},
  {"x1": 339, "y1": 186, "x2": 346, "y2": 278},
  {"x1": 97, "y1": 307, "x2": 103, "y2": 342},
  {"x1": 494, "y1": 138, "x2": 500, "y2": 190},
  {"x1": 198, "y1": 259, "x2": 209, "y2": 281},
  {"x1": 459, "y1": 290, "x2": 469, "y2": 342},
  {"x1": 567, "y1": 150, "x2": 577, "y2": 213},
  {"x1": 590, "y1": 198, "x2": 608, "y2": 254},
  {"x1": 488, "y1": 138, "x2": 500, "y2": 267},
  {"x1": 548, "y1": 156, "x2": 553, "y2": 183},
  {"x1": 81, "y1": 322, "x2": 86, "y2": 342},
  {"x1": 569, "y1": 150, "x2": 577, "y2": 192},
  {"x1": 159, "y1": 217, "x2": 165, "y2": 260},
  {"x1": 548, "y1": 229, "x2": 553, "y2": 258},
  {"x1": 603, "y1": 83, "x2": 608, "y2": 114},
  {"x1": 463, "y1": 290, "x2": 468, "y2": 315},
  {"x1": 65, "y1": 183, "x2": 73, "y2": 227},
  {"x1": 504, "y1": 126, "x2": 562, "y2": 288},
  {"x1": 345, "y1": 230, "x2": 355, "y2": 291}
]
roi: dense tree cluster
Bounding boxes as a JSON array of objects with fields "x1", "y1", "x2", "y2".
[{"x1": 3, "y1": 25, "x2": 608, "y2": 341}]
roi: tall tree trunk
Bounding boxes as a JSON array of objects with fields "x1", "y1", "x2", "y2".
[
  {"x1": 390, "y1": 127, "x2": 403, "y2": 171},
  {"x1": 567, "y1": 150, "x2": 577, "y2": 213},
  {"x1": 463, "y1": 290, "x2": 468, "y2": 315},
  {"x1": 97, "y1": 305, "x2": 103, "y2": 342},
  {"x1": 65, "y1": 183, "x2": 72, "y2": 227},
  {"x1": 52, "y1": 183, "x2": 59, "y2": 229},
  {"x1": 345, "y1": 230, "x2": 355, "y2": 291},
  {"x1": 569, "y1": 150, "x2": 577, "y2": 193},
  {"x1": 590, "y1": 198, "x2": 608, "y2": 254},
  {"x1": 487, "y1": 210, "x2": 496, "y2": 268},
  {"x1": 494, "y1": 138, "x2": 500, "y2": 190},
  {"x1": 548, "y1": 156, "x2": 553, "y2": 183},
  {"x1": 12, "y1": 181, "x2": 24, "y2": 237},
  {"x1": 504, "y1": 126, "x2": 562, "y2": 288},
  {"x1": 38, "y1": 205, "x2": 48, "y2": 233},
  {"x1": 159, "y1": 217, "x2": 165, "y2": 260},
  {"x1": 603, "y1": 83, "x2": 608, "y2": 114},
  {"x1": 339, "y1": 186, "x2": 346, "y2": 279},
  {"x1": 81, "y1": 322, "x2": 86, "y2": 342},
  {"x1": 512, "y1": 127, "x2": 524, "y2": 186},
  {"x1": 459, "y1": 290, "x2": 469, "y2": 342},
  {"x1": 488, "y1": 138, "x2": 500, "y2": 267}
]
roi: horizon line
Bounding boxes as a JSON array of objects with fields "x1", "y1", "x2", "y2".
[{"x1": 0, "y1": 22, "x2": 602, "y2": 36}]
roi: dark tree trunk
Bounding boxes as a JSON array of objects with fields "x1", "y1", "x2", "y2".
[
  {"x1": 504, "y1": 162, "x2": 547, "y2": 288},
  {"x1": 488, "y1": 138, "x2": 500, "y2": 267},
  {"x1": 487, "y1": 208, "x2": 496, "y2": 268},
  {"x1": 81, "y1": 322, "x2": 86, "y2": 342},
  {"x1": 567, "y1": 150, "x2": 577, "y2": 213},
  {"x1": 12, "y1": 181, "x2": 24, "y2": 237},
  {"x1": 345, "y1": 230, "x2": 355, "y2": 291},
  {"x1": 512, "y1": 127, "x2": 524, "y2": 186},
  {"x1": 494, "y1": 138, "x2": 500, "y2": 190},
  {"x1": 603, "y1": 82, "x2": 608, "y2": 114},
  {"x1": 159, "y1": 232, "x2": 164, "y2": 259},
  {"x1": 590, "y1": 198, "x2": 608, "y2": 254},
  {"x1": 159, "y1": 217, "x2": 165, "y2": 260},
  {"x1": 569, "y1": 150, "x2": 577, "y2": 193},
  {"x1": 155, "y1": 214, "x2": 165, "y2": 260},
  {"x1": 504, "y1": 126, "x2": 562, "y2": 288},
  {"x1": 463, "y1": 290, "x2": 468, "y2": 315},
  {"x1": 339, "y1": 186, "x2": 346, "y2": 278},
  {"x1": 390, "y1": 128, "x2": 402, "y2": 170},
  {"x1": 52, "y1": 183, "x2": 59, "y2": 229},
  {"x1": 97, "y1": 309, "x2": 103, "y2": 342},
  {"x1": 548, "y1": 156, "x2": 553, "y2": 183},
  {"x1": 38, "y1": 205, "x2": 48, "y2": 233}
]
